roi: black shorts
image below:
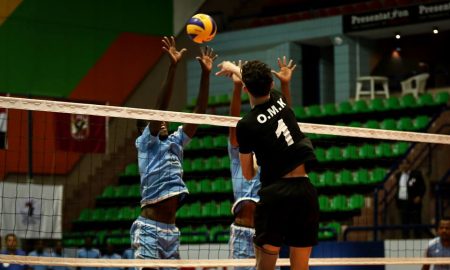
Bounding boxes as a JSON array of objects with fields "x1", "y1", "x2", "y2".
[{"x1": 254, "y1": 177, "x2": 319, "y2": 248}]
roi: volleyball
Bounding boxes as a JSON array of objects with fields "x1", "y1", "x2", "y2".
[{"x1": 186, "y1": 13, "x2": 217, "y2": 44}]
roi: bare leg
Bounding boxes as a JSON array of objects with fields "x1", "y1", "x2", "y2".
[
  {"x1": 289, "y1": 246, "x2": 312, "y2": 270},
  {"x1": 254, "y1": 244, "x2": 280, "y2": 270}
]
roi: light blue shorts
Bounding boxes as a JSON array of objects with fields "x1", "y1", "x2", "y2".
[
  {"x1": 230, "y1": 224, "x2": 256, "y2": 270},
  {"x1": 130, "y1": 216, "x2": 180, "y2": 269}
]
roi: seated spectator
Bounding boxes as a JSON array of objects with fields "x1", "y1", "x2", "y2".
[
  {"x1": 49, "y1": 240, "x2": 69, "y2": 270},
  {"x1": 76, "y1": 236, "x2": 100, "y2": 270},
  {"x1": 28, "y1": 240, "x2": 51, "y2": 270},
  {"x1": 0, "y1": 233, "x2": 27, "y2": 270},
  {"x1": 101, "y1": 242, "x2": 122, "y2": 270},
  {"x1": 122, "y1": 247, "x2": 134, "y2": 270},
  {"x1": 422, "y1": 218, "x2": 450, "y2": 270}
]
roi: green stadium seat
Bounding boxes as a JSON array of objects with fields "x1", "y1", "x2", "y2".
[
  {"x1": 211, "y1": 177, "x2": 226, "y2": 193},
  {"x1": 127, "y1": 184, "x2": 140, "y2": 198},
  {"x1": 122, "y1": 163, "x2": 139, "y2": 176},
  {"x1": 418, "y1": 93, "x2": 435, "y2": 106},
  {"x1": 199, "y1": 178, "x2": 212, "y2": 193},
  {"x1": 91, "y1": 208, "x2": 106, "y2": 221},
  {"x1": 380, "y1": 119, "x2": 397, "y2": 130},
  {"x1": 99, "y1": 186, "x2": 115, "y2": 198},
  {"x1": 326, "y1": 221, "x2": 342, "y2": 235},
  {"x1": 187, "y1": 138, "x2": 201, "y2": 150},
  {"x1": 191, "y1": 202, "x2": 202, "y2": 218},
  {"x1": 318, "y1": 195, "x2": 331, "y2": 211},
  {"x1": 359, "y1": 144, "x2": 376, "y2": 159},
  {"x1": 202, "y1": 201, "x2": 217, "y2": 217},
  {"x1": 414, "y1": 115, "x2": 430, "y2": 130},
  {"x1": 204, "y1": 156, "x2": 220, "y2": 171},
  {"x1": 375, "y1": 143, "x2": 393, "y2": 158},
  {"x1": 356, "y1": 169, "x2": 370, "y2": 184},
  {"x1": 369, "y1": 98, "x2": 386, "y2": 111},
  {"x1": 370, "y1": 167, "x2": 387, "y2": 183},
  {"x1": 348, "y1": 194, "x2": 365, "y2": 209},
  {"x1": 104, "y1": 208, "x2": 118, "y2": 221},
  {"x1": 293, "y1": 106, "x2": 308, "y2": 119},
  {"x1": 315, "y1": 148, "x2": 326, "y2": 162},
  {"x1": 191, "y1": 158, "x2": 204, "y2": 171},
  {"x1": 308, "y1": 172, "x2": 320, "y2": 186},
  {"x1": 323, "y1": 103, "x2": 338, "y2": 116},
  {"x1": 385, "y1": 97, "x2": 401, "y2": 110},
  {"x1": 219, "y1": 200, "x2": 232, "y2": 217},
  {"x1": 306, "y1": 105, "x2": 323, "y2": 118},
  {"x1": 208, "y1": 96, "x2": 217, "y2": 106},
  {"x1": 241, "y1": 92, "x2": 250, "y2": 102},
  {"x1": 185, "y1": 181, "x2": 197, "y2": 194},
  {"x1": 115, "y1": 186, "x2": 129, "y2": 198},
  {"x1": 323, "y1": 171, "x2": 338, "y2": 186},
  {"x1": 397, "y1": 117, "x2": 415, "y2": 131},
  {"x1": 342, "y1": 145, "x2": 359, "y2": 160},
  {"x1": 330, "y1": 195, "x2": 347, "y2": 211},
  {"x1": 213, "y1": 135, "x2": 228, "y2": 148},
  {"x1": 326, "y1": 146, "x2": 342, "y2": 162},
  {"x1": 77, "y1": 209, "x2": 93, "y2": 222},
  {"x1": 118, "y1": 207, "x2": 135, "y2": 220},
  {"x1": 400, "y1": 94, "x2": 418, "y2": 108},
  {"x1": 220, "y1": 156, "x2": 231, "y2": 169},
  {"x1": 338, "y1": 101, "x2": 353, "y2": 114},
  {"x1": 435, "y1": 91, "x2": 449, "y2": 105},
  {"x1": 338, "y1": 170, "x2": 355, "y2": 185},
  {"x1": 349, "y1": 121, "x2": 362, "y2": 128},
  {"x1": 183, "y1": 159, "x2": 193, "y2": 173},
  {"x1": 224, "y1": 178, "x2": 232, "y2": 193},
  {"x1": 354, "y1": 100, "x2": 370, "y2": 113},
  {"x1": 177, "y1": 205, "x2": 189, "y2": 219},
  {"x1": 364, "y1": 120, "x2": 380, "y2": 129},
  {"x1": 393, "y1": 142, "x2": 410, "y2": 156},
  {"x1": 201, "y1": 136, "x2": 214, "y2": 149}
]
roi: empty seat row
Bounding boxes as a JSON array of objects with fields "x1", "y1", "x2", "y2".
[
  {"x1": 294, "y1": 92, "x2": 449, "y2": 119},
  {"x1": 315, "y1": 142, "x2": 410, "y2": 162},
  {"x1": 180, "y1": 225, "x2": 230, "y2": 243},
  {"x1": 98, "y1": 184, "x2": 140, "y2": 199},
  {"x1": 77, "y1": 206, "x2": 140, "y2": 222},
  {"x1": 309, "y1": 168, "x2": 388, "y2": 187},
  {"x1": 177, "y1": 200, "x2": 232, "y2": 219},
  {"x1": 183, "y1": 156, "x2": 230, "y2": 172},
  {"x1": 185, "y1": 177, "x2": 233, "y2": 194},
  {"x1": 185, "y1": 135, "x2": 228, "y2": 150},
  {"x1": 319, "y1": 194, "x2": 366, "y2": 212}
]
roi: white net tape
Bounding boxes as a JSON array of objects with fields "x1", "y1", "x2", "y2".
[
  {"x1": 1, "y1": 255, "x2": 450, "y2": 267},
  {"x1": 1, "y1": 96, "x2": 449, "y2": 145}
]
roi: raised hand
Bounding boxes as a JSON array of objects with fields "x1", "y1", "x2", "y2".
[
  {"x1": 196, "y1": 46, "x2": 218, "y2": 72},
  {"x1": 216, "y1": 61, "x2": 241, "y2": 79},
  {"x1": 230, "y1": 60, "x2": 244, "y2": 85},
  {"x1": 272, "y1": 56, "x2": 296, "y2": 84},
  {"x1": 162, "y1": 36, "x2": 187, "y2": 65}
]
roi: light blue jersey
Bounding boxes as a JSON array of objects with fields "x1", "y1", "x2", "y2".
[
  {"x1": 230, "y1": 224, "x2": 256, "y2": 270},
  {"x1": 426, "y1": 237, "x2": 450, "y2": 270},
  {"x1": 136, "y1": 125, "x2": 190, "y2": 207},
  {"x1": 228, "y1": 141, "x2": 261, "y2": 214},
  {"x1": 28, "y1": 251, "x2": 51, "y2": 270}
]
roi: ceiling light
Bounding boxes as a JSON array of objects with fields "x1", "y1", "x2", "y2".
[
  {"x1": 433, "y1": 27, "x2": 439, "y2": 34},
  {"x1": 395, "y1": 33, "x2": 401, "y2": 39}
]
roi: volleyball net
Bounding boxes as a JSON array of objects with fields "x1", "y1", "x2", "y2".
[{"x1": 0, "y1": 95, "x2": 449, "y2": 268}]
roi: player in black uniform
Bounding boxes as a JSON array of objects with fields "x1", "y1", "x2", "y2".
[{"x1": 216, "y1": 60, "x2": 318, "y2": 270}]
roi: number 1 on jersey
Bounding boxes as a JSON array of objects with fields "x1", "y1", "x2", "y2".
[{"x1": 276, "y1": 119, "x2": 293, "y2": 146}]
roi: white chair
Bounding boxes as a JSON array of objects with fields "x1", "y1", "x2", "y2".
[
  {"x1": 355, "y1": 76, "x2": 390, "y2": 100},
  {"x1": 401, "y1": 73, "x2": 429, "y2": 98}
]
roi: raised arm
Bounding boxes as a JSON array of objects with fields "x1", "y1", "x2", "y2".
[
  {"x1": 228, "y1": 60, "x2": 244, "y2": 147},
  {"x1": 271, "y1": 56, "x2": 296, "y2": 107},
  {"x1": 150, "y1": 36, "x2": 186, "y2": 136},
  {"x1": 183, "y1": 46, "x2": 217, "y2": 138}
]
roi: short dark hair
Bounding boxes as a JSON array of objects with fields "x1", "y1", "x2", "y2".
[{"x1": 242, "y1": 60, "x2": 273, "y2": 98}]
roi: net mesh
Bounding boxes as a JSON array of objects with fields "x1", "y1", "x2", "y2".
[{"x1": 0, "y1": 95, "x2": 449, "y2": 269}]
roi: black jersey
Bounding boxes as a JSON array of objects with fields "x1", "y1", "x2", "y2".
[{"x1": 236, "y1": 90, "x2": 316, "y2": 187}]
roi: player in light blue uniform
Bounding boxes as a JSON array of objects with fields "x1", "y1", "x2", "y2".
[
  {"x1": 423, "y1": 218, "x2": 450, "y2": 270},
  {"x1": 225, "y1": 57, "x2": 296, "y2": 270},
  {"x1": 28, "y1": 240, "x2": 51, "y2": 270},
  {"x1": 130, "y1": 36, "x2": 216, "y2": 269}
]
